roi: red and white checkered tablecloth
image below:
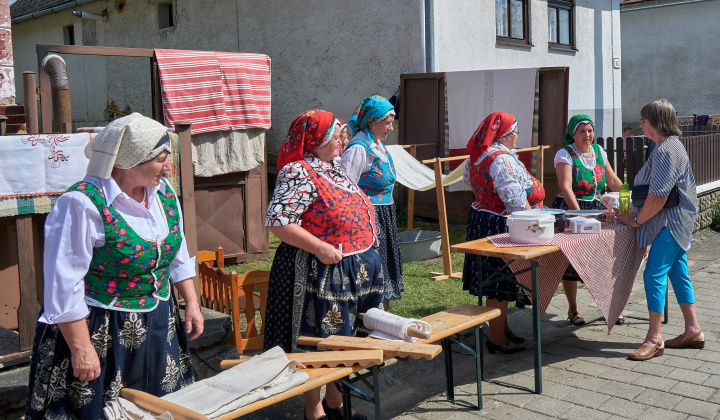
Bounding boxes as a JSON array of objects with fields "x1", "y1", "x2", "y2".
[{"x1": 487, "y1": 224, "x2": 649, "y2": 331}]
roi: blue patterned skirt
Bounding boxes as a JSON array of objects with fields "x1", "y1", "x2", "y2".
[
  {"x1": 462, "y1": 208, "x2": 523, "y2": 303},
  {"x1": 374, "y1": 204, "x2": 405, "y2": 301},
  {"x1": 25, "y1": 297, "x2": 194, "y2": 420},
  {"x1": 263, "y1": 243, "x2": 385, "y2": 353}
]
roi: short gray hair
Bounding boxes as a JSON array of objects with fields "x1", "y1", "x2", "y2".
[{"x1": 641, "y1": 99, "x2": 681, "y2": 137}]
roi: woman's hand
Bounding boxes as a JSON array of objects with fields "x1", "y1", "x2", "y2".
[
  {"x1": 71, "y1": 344, "x2": 101, "y2": 382},
  {"x1": 175, "y1": 279, "x2": 205, "y2": 340},
  {"x1": 57, "y1": 318, "x2": 101, "y2": 382},
  {"x1": 315, "y1": 242, "x2": 343, "y2": 265},
  {"x1": 616, "y1": 213, "x2": 636, "y2": 226},
  {"x1": 183, "y1": 301, "x2": 204, "y2": 340}
]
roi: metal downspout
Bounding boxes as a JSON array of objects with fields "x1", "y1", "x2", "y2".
[
  {"x1": 425, "y1": 0, "x2": 434, "y2": 72},
  {"x1": 42, "y1": 54, "x2": 72, "y2": 133},
  {"x1": 11, "y1": 0, "x2": 101, "y2": 24}
]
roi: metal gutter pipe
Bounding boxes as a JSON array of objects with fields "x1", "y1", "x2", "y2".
[
  {"x1": 424, "y1": 0, "x2": 434, "y2": 72},
  {"x1": 42, "y1": 54, "x2": 72, "y2": 133},
  {"x1": 12, "y1": 0, "x2": 101, "y2": 24},
  {"x1": 621, "y1": 0, "x2": 717, "y2": 12}
]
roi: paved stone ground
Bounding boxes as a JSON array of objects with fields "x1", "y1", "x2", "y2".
[{"x1": 392, "y1": 228, "x2": 720, "y2": 420}]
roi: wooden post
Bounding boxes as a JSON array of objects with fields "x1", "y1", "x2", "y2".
[
  {"x1": 175, "y1": 121, "x2": 199, "y2": 297},
  {"x1": 406, "y1": 145, "x2": 416, "y2": 231},
  {"x1": 429, "y1": 158, "x2": 462, "y2": 281},
  {"x1": 16, "y1": 215, "x2": 42, "y2": 351},
  {"x1": 537, "y1": 145, "x2": 544, "y2": 183},
  {"x1": 23, "y1": 71, "x2": 39, "y2": 134}
]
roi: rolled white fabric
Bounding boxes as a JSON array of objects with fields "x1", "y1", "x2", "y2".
[{"x1": 364, "y1": 308, "x2": 431, "y2": 342}]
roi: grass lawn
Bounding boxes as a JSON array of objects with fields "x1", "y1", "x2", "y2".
[{"x1": 225, "y1": 211, "x2": 533, "y2": 320}]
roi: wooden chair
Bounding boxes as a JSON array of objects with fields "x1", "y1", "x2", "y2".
[{"x1": 197, "y1": 247, "x2": 269, "y2": 354}]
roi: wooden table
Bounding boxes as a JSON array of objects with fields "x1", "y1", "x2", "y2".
[
  {"x1": 451, "y1": 238, "x2": 560, "y2": 394},
  {"x1": 122, "y1": 305, "x2": 500, "y2": 419}
]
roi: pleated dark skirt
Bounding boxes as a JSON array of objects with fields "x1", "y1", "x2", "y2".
[
  {"x1": 551, "y1": 196, "x2": 604, "y2": 281},
  {"x1": 462, "y1": 208, "x2": 523, "y2": 303},
  {"x1": 25, "y1": 297, "x2": 194, "y2": 420},
  {"x1": 374, "y1": 204, "x2": 405, "y2": 301},
  {"x1": 263, "y1": 243, "x2": 385, "y2": 353}
]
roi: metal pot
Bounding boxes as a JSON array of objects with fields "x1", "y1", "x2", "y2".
[{"x1": 539, "y1": 208, "x2": 566, "y2": 233}]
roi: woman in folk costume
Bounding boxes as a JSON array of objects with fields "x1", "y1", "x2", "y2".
[
  {"x1": 264, "y1": 110, "x2": 383, "y2": 420},
  {"x1": 462, "y1": 111, "x2": 545, "y2": 354},
  {"x1": 25, "y1": 113, "x2": 203, "y2": 420},
  {"x1": 341, "y1": 95, "x2": 404, "y2": 311},
  {"x1": 551, "y1": 114, "x2": 624, "y2": 326}
]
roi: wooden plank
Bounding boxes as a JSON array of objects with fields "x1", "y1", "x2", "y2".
[
  {"x1": 0, "y1": 350, "x2": 32, "y2": 369},
  {"x1": 175, "y1": 121, "x2": 199, "y2": 296},
  {"x1": 15, "y1": 215, "x2": 41, "y2": 351},
  {"x1": 315, "y1": 336, "x2": 442, "y2": 360},
  {"x1": 120, "y1": 389, "x2": 211, "y2": 420},
  {"x1": 219, "y1": 349, "x2": 384, "y2": 370},
  {"x1": 433, "y1": 158, "x2": 453, "y2": 278},
  {"x1": 450, "y1": 237, "x2": 559, "y2": 261},
  {"x1": 417, "y1": 304, "x2": 501, "y2": 343}
]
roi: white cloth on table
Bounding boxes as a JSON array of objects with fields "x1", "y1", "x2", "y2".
[
  {"x1": 103, "y1": 397, "x2": 175, "y2": 420},
  {"x1": 385, "y1": 145, "x2": 466, "y2": 192},
  {"x1": 162, "y1": 346, "x2": 309, "y2": 418},
  {"x1": 39, "y1": 176, "x2": 196, "y2": 325},
  {"x1": 0, "y1": 133, "x2": 91, "y2": 198},
  {"x1": 364, "y1": 308, "x2": 431, "y2": 342},
  {"x1": 191, "y1": 129, "x2": 265, "y2": 177},
  {"x1": 553, "y1": 143, "x2": 608, "y2": 169}
]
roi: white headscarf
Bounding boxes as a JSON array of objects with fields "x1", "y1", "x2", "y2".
[{"x1": 84, "y1": 113, "x2": 169, "y2": 179}]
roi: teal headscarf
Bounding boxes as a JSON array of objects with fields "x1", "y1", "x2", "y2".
[
  {"x1": 349, "y1": 95, "x2": 395, "y2": 142},
  {"x1": 564, "y1": 114, "x2": 594, "y2": 145}
]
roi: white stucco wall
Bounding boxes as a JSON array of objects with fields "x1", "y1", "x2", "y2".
[
  {"x1": 621, "y1": 0, "x2": 720, "y2": 131},
  {"x1": 12, "y1": 0, "x2": 424, "y2": 150},
  {"x1": 433, "y1": 0, "x2": 622, "y2": 137}
]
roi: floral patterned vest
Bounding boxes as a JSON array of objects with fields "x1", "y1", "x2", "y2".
[
  {"x1": 69, "y1": 180, "x2": 182, "y2": 311},
  {"x1": 564, "y1": 144, "x2": 605, "y2": 200},
  {"x1": 345, "y1": 139, "x2": 396, "y2": 205},
  {"x1": 298, "y1": 160, "x2": 377, "y2": 255},
  {"x1": 469, "y1": 150, "x2": 545, "y2": 214}
]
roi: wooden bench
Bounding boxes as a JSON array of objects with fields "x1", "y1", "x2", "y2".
[{"x1": 120, "y1": 304, "x2": 499, "y2": 419}]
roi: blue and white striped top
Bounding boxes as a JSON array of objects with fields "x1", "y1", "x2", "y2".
[{"x1": 633, "y1": 136, "x2": 698, "y2": 250}]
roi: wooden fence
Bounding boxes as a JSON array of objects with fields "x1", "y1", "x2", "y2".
[{"x1": 596, "y1": 133, "x2": 720, "y2": 187}]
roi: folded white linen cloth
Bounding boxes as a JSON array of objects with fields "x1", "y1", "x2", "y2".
[
  {"x1": 385, "y1": 145, "x2": 466, "y2": 192},
  {"x1": 103, "y1": 397, "x2": 175, "y2": 420},
  {"x1": 162, "y1": 346, "x2": 308, "y2": 418},
  {"x1": 364, "y1": 308, "x2": 431, "y2": 342},
  {"x1": 191, "y1": 129, "x2": 265, "y2": 177}
]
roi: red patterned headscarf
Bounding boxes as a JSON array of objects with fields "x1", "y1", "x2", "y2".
[
  {"x1": 277, "y1": 110, "x2": 336, "y2": 171},
  {"x1": 466, "y1": 111, "x2": 517, "y2": 164}
]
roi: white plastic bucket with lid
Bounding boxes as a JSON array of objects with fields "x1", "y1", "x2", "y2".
[{"x1": 506, "y1": 210, "x2": 555, "y2": 244}]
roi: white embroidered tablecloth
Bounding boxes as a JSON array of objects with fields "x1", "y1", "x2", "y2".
[
  {"x1": 0, "y1": 133, "x2": 92, "y2": 199},
  {"x1": 487, "y1": 224, "x2": 649, "y2": 331}
]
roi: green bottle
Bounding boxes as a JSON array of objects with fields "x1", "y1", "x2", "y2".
[{"x1": 619, "y1": 183, "x2": 630, "y2": 214}]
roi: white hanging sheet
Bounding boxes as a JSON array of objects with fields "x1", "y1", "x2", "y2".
[{"x1": 386, "y1": 145, "x2": 467, "y2": 192}]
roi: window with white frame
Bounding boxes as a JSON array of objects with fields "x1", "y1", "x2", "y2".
[{"x1": 548, "y1": 0, "x2": 575, "y2": 49}]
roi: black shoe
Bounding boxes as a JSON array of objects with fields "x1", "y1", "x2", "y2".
[
  {"x1": 486, "y1": 339, "x2": 525, "y2": 354},
  {"x1": 322, "y1": 399, "x2": 367, "y2": 420},
  {"x1": 505, "y1": 331, "x2": 525, "y2": 344},
  {"x1": 616, "y1": 315, "x2": 626, "y2": 325}
]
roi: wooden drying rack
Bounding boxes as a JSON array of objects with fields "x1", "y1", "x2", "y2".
[{"x1": 399, "y1": 144, "x2": 552, "y2": 281}]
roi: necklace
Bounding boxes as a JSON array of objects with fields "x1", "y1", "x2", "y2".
[
  {"x1": 139, "y1": 188, "x2": 147, "y2": 207},
  {"x1": 573, "y1": 143, "x2": 594, "y2": 158}
]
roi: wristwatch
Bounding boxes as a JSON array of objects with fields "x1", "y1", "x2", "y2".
[{"x1": 634, "y1": 215, "x2": 641, "y2": 225}]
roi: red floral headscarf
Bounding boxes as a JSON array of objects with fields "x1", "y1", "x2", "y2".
[
  {"x1": 466, "y1": 111, "x2": 517, "y2": 164},
  {"x1": 277, "y1": 109, "x2": 336, "y2": 171}
]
